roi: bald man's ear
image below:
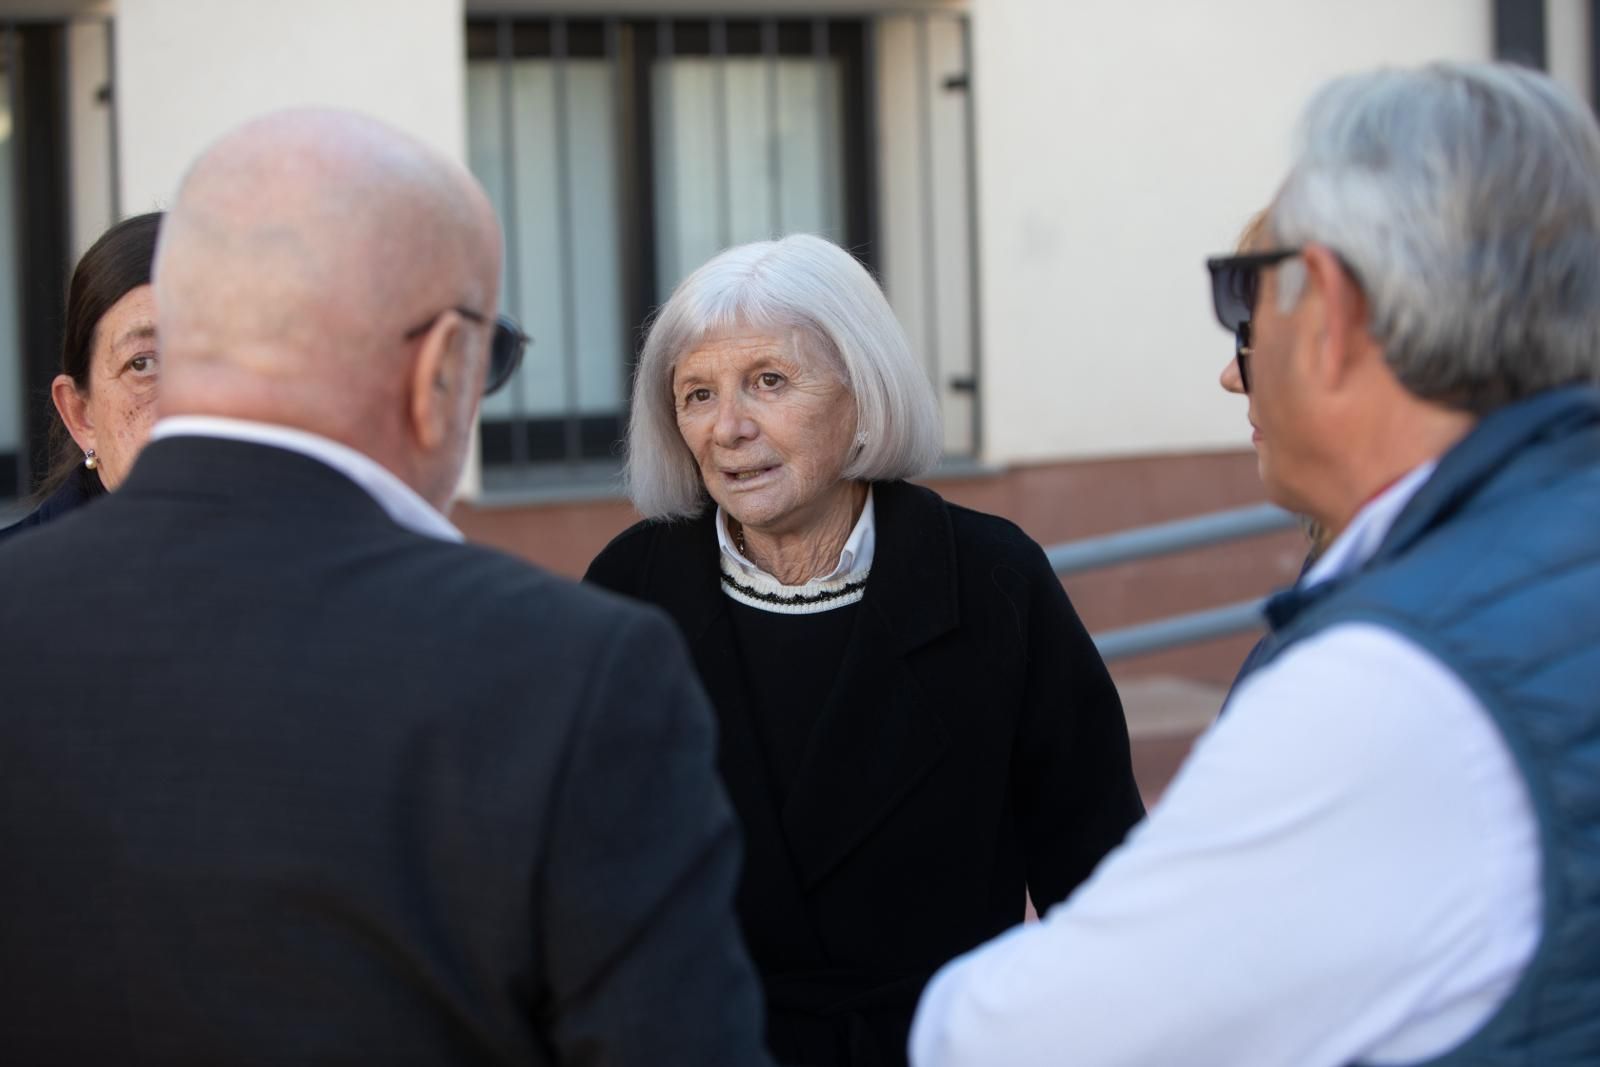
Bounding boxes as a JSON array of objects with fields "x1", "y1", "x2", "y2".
[{"x1": 408, "y1": 312, "x2": 467, "y2": 453}]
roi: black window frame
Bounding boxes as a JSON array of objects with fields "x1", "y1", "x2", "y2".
[
  {"x1": 465, "y1": 15, "x2": 877, "y2": 472},
  {"x1": 1, "y1": 20, "x2": 71, "y2": 502}
]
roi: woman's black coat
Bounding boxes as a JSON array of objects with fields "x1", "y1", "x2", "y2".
[
  {"x1": 0, "y1": 468, "x2": 104, "y2": 545},
  {"x1": 585, "y1": 479, "x2": 1144, "y2": 1066}
]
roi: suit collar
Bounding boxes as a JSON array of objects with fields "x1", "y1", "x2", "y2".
[
  {"x1": 151, "y1": 416, "x2": 461, "y2": 542},
  {"x1": 854, "y1": 480, "x2": 961, "y2": 651},
  {"x1": 781, "y1": 480, "x2": 959, "y2": 888},
  {"x1": 118, "y1": 435, "x2": 403, "y2": 532}
]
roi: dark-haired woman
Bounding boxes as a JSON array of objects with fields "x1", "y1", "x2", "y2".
[{"x1": 1, "y1": 211, "x2": 163, "y2": 542}]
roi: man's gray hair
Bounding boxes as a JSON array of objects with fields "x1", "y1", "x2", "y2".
[
  {"x1": 1271, "y1": 61, "x2": 1600, "y2": 413},
  {"x1": 625, "y1": 234, "x2": 943, "y2": 519}
]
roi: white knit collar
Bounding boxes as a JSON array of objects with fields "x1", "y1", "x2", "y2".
[
  {"x1": 719, "y1": 554, "x2": 870, "y2": 615},
  {"x1": 715, "y1": 487, "x2": 875, "y2": 615}
]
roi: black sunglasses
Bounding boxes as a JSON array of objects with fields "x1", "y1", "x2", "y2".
[
  {"x1": 403, "y1": 307, "x2": 530, "y2": 397},
  {"x1": 1205, "y1": 246, "x2": 1366, "y2": 392},
  {"x1": 1205, "y1": 248, "x2": 1302, "y2": 336},
  {"x1": 1205, "y1": 248, "x2": 1304, "y2": 395},
  {"x1": 1233, "y1": 321, "x2": 1253, "y2": 392}
]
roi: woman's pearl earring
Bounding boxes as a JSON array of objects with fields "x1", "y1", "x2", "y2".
[
  {"x1": 83, "y1": 449, "x2": 98, "y2": 471},
  {"x1": 854, "y1": 430, "x2": 868, "y2": 448}
]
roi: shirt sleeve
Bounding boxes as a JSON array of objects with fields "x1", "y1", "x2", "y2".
[{"x1": 909, "y1": 622, "x2": 1540, "y2": 1067}]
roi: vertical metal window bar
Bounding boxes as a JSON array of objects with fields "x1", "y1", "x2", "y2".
[
  {"x1": 812, "y1": 18, "x2": 832, "y2": 237},
  {"x1": 916, "y1": 13, "x2": 942, "y2": 401},
  {"x1": 3, "y1": 22, "x2": 20, "y2": 499},
  {"x1": 105, "y1": 18, "x2": 120, "y2": 222},
  {"x1": 958, "y1": 13, "x2": 983, "y2": 456},
  {"x1": 551, "y1": 18, "x2": 581, "y2": 465},
  {"x1": 762, "y1": 18, "x2": 781, "y2": 237},
  {"x1": 606, "y1": 15, "x2": 628, "y2": 436},
  {"x1": 656, "y1": 18, "x2": 676, "y2": 291},
  {"x1": 494, "y1": 18, "x2": 529, "y2": 468},
  {"x1": 710, "y1": 17, "x2": 731, "y2": 250}
]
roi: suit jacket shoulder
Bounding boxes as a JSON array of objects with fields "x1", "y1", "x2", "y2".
[{"x1": 0, "y1": 438, "x2": 772, "y2": 1067}]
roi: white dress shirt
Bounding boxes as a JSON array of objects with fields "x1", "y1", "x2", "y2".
[
  {"x1": 910, "y1": 464, "x2": 1541, "y2": 1067},
  {"x1": 715, "y1": 486, "x2": 876, "y2": 582},
  {"x1": 150, "y1": 416, "x2": 463, "y2": 543}
]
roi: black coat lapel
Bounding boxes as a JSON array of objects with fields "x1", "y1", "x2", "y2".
[
  {"x1": 638, "y1": 516, "x2": 822, "y2": 938},
  {"x1": 635, "y1": 514, "x2": 774, "y2": 816},
  {"x1": 780, "y1": 481, "x2": 959, "y2": 890}
]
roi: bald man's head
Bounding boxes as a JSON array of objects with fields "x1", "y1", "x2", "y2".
[{"x1": 154, "y1": 108, "x2": 502, "y2": 506}]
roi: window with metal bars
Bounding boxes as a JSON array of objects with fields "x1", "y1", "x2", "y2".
[{"x1": 464, "y1": 16, "x2": 877, "y2": 484}]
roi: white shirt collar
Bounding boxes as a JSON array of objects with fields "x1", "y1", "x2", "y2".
[
  {"x1": 149, "y1": 415, "x2": 464, "y2": 543},
  {"x1": 1301, "y1": 460, "x2": 1438, "y2": 587},
  {"x1": 716, "y1": 485, "x2": 876, "y2": 584}
]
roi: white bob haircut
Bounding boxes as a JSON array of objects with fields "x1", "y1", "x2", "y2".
[
  {"x1": 624, "y1": 234, "x2": 943, "y2": 520},
  {"x1": 1270, "y1": 61, "x2": 1600, "y2": 413}
]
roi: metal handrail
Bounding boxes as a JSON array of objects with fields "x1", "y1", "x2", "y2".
[
  {"x1": 1092, "y1": 597, "x2": 1270, "y2": 661},
  {"x1": 1048, "y1": 503, "x2": 1296, "y2": 576},
  {"x1": 1044, "y1": 503, "x2": 1298, "y2": 661}
]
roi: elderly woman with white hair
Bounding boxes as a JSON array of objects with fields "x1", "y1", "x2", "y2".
[{"x1": 586, "y1": 234, "x2": 1143, "y2": 1067}]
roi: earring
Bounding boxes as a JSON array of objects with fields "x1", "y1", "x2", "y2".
[
  {"x1": 854, "y1": 430, "x2": 868, "y2": 448},
  {"x1": 83, "y1": 449, "x2": 97, "y2": 471}
]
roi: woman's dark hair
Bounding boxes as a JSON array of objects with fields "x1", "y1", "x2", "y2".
[{"x1": 38, "y1": 211, "x2": 164, "y2": 500}]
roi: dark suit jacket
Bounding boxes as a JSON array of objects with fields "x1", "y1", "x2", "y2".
[
  {"x1": 0, "y1": 436, "x2": 772, "y2": 1067},
  {"x1": 586, "y1": 480, "x2": 1144, "y2": 1066}
]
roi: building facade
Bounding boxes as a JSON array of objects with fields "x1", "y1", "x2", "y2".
[{"x1": 0, "y1": 0, "x2": 1589, "y2": 696}]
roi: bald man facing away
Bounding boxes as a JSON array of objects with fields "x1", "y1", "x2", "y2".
[{"x1": 0, "y1": 109, "x2": 773, "y2": 1067}]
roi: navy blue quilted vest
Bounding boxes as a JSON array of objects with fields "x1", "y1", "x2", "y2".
[{"x1": 1240, "y1": 385, "x2": 1600, "y2": 1065}]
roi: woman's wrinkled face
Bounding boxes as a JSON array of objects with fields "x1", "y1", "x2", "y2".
[
  {"x1": 672, "y1": 330, "x2": 858, "y2": 539},
  {"x1": 57, "y1": 284, "x2": 160, "y2": 491}
]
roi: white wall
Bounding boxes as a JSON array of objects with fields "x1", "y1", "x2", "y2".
[
  {"x1": 111, "y1": 0, "x2": 483, "y2": 495},
  {"x1": 971, "y1": 0, "x2": 1492, "y2": 466},
  {"x1": 115, "y1": 0, "x2": 466, "y2": 214}
]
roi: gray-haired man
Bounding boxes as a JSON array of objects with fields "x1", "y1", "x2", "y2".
[{"x1": 911, "y1": 61, "x2": 1600, "y2": 1067}]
